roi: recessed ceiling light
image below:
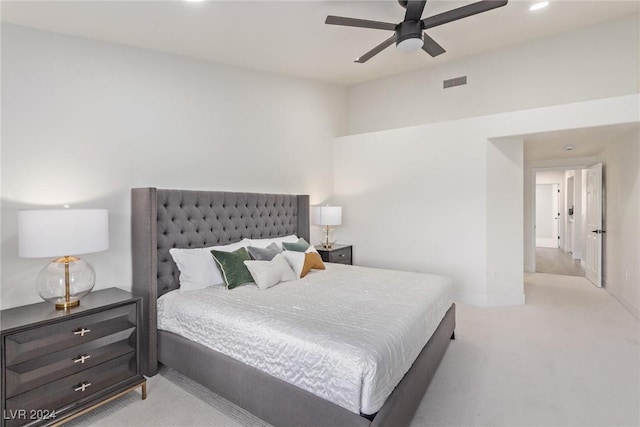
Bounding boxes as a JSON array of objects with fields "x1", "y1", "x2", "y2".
[
  {"x1": 564, "y1": 145, "x2": 575, "y2": 151},
  {"x1": 529, "y1": 2, "x2": 549, "y2": 11}
]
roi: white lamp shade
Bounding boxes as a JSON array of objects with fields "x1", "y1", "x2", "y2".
[
  {"x1": 313, "y1": 206, "x2": 342, "y2": 226},
  {"x1": 19, "y1": 209, "x2": 109, "y2": 258}
]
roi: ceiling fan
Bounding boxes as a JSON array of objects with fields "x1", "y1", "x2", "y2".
[{"x1": 325, "y1": 0, "x2": 508, "y2": 63}]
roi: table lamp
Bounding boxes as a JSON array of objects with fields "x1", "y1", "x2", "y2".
[
  {"x1": 313, "y1": 205, "x2": 342, "y2": 249},
  {"x1": 18, "y1": 209, "x2": 109, "y2": 310}
]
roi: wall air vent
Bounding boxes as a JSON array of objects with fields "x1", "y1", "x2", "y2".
[{"x1": 443, "y1": 76, "x2": 467, "y2": 89}]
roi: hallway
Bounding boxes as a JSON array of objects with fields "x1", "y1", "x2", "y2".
[{"x1": 536, "y1": 247, "x2": 585, "y2": 277}]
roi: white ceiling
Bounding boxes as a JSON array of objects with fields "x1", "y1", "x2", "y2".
[
  {"x1": 523, "y1": 123, "x2": 640, "y2": 162},
  {"x1": 1, "y1": 0, "x2": 638, "y2": 85}
]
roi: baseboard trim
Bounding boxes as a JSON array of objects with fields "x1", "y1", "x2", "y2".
[{"x1": 606, "y1": 282, "x2": 640, "y2": 320}]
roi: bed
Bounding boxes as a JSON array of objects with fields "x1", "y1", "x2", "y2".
[{"x1": 131, "y1": 187, "x2": 455, "y2": 427}]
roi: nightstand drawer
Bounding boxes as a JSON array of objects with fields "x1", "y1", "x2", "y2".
[
  {"x1": 4, "y1": 353, "x2": 136, "y2": 427},
  {"x1": 5, "y1": 329, "x2": 136, "y2": 398},
  {"x1": 316, "y1": 245, "x2": 353, "y2": 265},
  {"x1": 4, "y1": 304, "x2": 136, "y2": 367},
  {"x1": 327, "y1": 247, "x2": 352, "y2": 264}
]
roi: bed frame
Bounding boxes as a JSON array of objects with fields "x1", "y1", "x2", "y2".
[{"x1": 131, "y1": 187, "x2": 455, "y2": 427}]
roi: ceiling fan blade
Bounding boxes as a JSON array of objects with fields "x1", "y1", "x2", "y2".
[
  {"x1": 421, "y1": 0, "x2": 508, "y2": 30},
  {"x1": 325, "y1": 16, "x2": 397, "y2": 31},
  {"x1": 404, "y1": 1, "x2": 427, "y2": 22},
  {"x1": 422, "y1": 33, "x2": 446, "y2": 57},
  {"x1": 355, "y1": 35, "x2": 398, "y2": 63}
]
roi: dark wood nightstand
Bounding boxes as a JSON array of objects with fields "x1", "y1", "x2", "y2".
[
  {"x1": 315, "y1": 244, "x2": 353, "y2": 265},
  {"x1": 1, "y1": 288, "x2": 146, "y2": 427}
]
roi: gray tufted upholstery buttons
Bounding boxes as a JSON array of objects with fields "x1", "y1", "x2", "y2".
[{"x1": 155, "y1": 190, "x2": 302, "y2": 294}]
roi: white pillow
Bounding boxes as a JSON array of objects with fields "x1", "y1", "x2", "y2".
[
  {"x1": 244, "y1": 253, "x2": 297, "y2": 290},
  {"x1": 281, "y1": 251, "x2": 305, "y2": 278},
  {"x1": 169, "y1": 239, "x2": 251, "y2": 292},
  {"x1": 281, "y1": 246, "x2": 321, "y2": 278},
  {"x1": 248, "y1": 235, "x2": 299, "y2": 250}
]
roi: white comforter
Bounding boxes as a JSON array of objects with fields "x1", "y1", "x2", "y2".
[{"x1": 157, "y1": 263, "x2": 453, "y2": 415}]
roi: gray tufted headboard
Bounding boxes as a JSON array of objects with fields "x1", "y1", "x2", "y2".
[{"x1": 131, "y1": 187, "x2": 310, "y2": 375}]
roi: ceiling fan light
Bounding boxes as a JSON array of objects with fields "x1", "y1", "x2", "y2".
[{"x1": 397, "y1": 37, "x2": 424, "y2": 52}]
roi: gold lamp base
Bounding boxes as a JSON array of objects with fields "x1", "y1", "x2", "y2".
[
  {"x1": 55, "y1": 297, "x2": 80, "y2": 310},
  {"x1": 37, "y1": 256, "x2": 94, "y2": 311},
  {"x1": 322, "y1": 226, "x2": 336, "y2": 249},
  {"x1": 56, "y1": 256, "x2": 81, "y2": 310}
]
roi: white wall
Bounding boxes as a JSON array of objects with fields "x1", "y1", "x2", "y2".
[
  {"x1": 0, "y1": 24, "x2": 349, "y2": 309},
  {"x1": 333, "y1": 123, "x2": 491, "y2": 303},
  {"x1": 334, "y1": 95, "x2": 638, "y2": 306},
  {"x1": 599, "y1": 128, "x2": 640, "y2": 319},
  {"x1": 486, "y1": 138, "x2": 524, "y2": 305},
  {"x1": 348, "y1": 14, "x2": 639, "y2": 134},
  {"x1": 536, "y1": 170, "x2": 565, "y2": 184}
]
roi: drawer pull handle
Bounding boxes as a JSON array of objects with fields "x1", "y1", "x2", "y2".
[
  {"x1": 73, "y1": 328, "x2": 91, "y2": 337},
  {"x1": 339, "y1": 254, "x2": 345, "y2": 257},
  {"x1": 73, "y1": 354, "x2": 91, "y2": 364},
  {"x1": 74, "y1": 382, "x2": 92, "y2": 392}
]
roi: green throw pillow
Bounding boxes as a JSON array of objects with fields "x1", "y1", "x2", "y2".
[
  {"x1": 211, "y1": 247, "x2": 253, "y2": 289},
  {"x1": 282, "y1": 238, "x2": 311, "y2": 252}
]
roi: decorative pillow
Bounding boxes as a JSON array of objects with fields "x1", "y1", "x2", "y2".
[
  {"x1": 247, "y1": 243, "x2": 281, "y2": 261},
  {"x1": 244, "y1": 254, "x2": 297, "y2": 290},
  {"x1": 170, "y1": 239, "x2": 251, "y2": 292},
  {"x1": 210, "y1": 247, "x2": 254, "y2": 290},
  {"x1": 282, "y1": 238, "x2": 311, "y2": 252},
  {"x1": 282, "y1": 249, "x2": 326, "y2": 278},
  {"x1": 248, "y1": 235, "x2": 299, "y2": 250}
]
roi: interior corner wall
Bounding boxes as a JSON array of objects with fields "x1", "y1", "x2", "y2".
[
  {"x1": 486, "y1": 138, "x2": 524, "y2": 305},
  {"x1": 0, "y1": 24, "x2": 349, "y2": 309},
  {"x1": 348, "y1": 14, "x2": 639, "y2": 135},
  {"x1": 332, "y1": 123, "x2": 489, "y2": 305},
  {"x1": 334, "y1": 95, "x2": 638, "y2": 306},
  {"x1": 331, "y1": 122, "x2": 526, "y2": 306},
  {"x1": 599, "y1": 129, "x2": 640, "y2": 319}
]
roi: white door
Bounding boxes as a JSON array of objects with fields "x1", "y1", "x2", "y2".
[
  {"x1": 585, "y1": 163, "x2": 603, "y2": 287},
  {"x1": 536, "y1": 183, "x2": 560, "y2": 248}
]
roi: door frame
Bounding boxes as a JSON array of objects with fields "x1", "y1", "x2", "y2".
[{"x1": 525, "y1": 157, "x2": 599, "y2": 273}]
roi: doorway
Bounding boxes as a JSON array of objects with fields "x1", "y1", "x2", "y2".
[
  {"x1": 523, "y1": 123, "x2": 638, "y2": 315},
  {"x1": 534, "y1": 169, "x2": 587, "y2": 278}
]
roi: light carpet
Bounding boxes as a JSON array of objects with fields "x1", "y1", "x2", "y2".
[
  {"x1": 536, "y1": 248, "x2": 585, "y2": 277},
  {"x1": 69, "y1": 273, "x2": 639, "y2": 427}
]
